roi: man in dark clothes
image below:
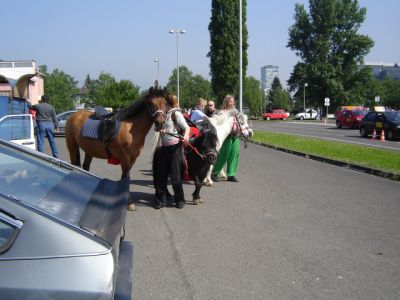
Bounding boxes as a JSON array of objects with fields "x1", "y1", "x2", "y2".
[{"x1": 30, "y1": 95, "x2": 59, "y2": 158}]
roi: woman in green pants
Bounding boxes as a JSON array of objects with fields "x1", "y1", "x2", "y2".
[{"x1": 211, "y1": 95, "x2": 240, "y2": 182}]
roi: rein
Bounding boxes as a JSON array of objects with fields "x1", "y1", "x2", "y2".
[{"x1": 165, "y1": 132, "x2": 206, "y2": 160}]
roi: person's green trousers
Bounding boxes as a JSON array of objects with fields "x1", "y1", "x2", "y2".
[{"x1": 212, "y1": 136, "x2": 240, "y2": 177}]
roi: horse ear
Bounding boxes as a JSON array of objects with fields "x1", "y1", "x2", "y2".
[{"x1": 149, "y1": 86, "x2": 154, "y2": 94}]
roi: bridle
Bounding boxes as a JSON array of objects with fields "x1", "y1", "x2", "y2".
[
  {"x1": 146, "y1": 97, "x2": 167, "y2": 120},
  {"x1": 232, "y1": 114, "x2": 250, "y2": 148}
]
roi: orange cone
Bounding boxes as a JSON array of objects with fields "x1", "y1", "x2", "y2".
[
  {"x1": 372, "y1": 129, "x2": 377, "y2": 139},
  {"x1": 380, "y1": 129, "x2": 385, "y2": 141}
]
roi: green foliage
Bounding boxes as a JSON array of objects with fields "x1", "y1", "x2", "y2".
[
  {"x1": 243, "y1": 76, "x2": 263, "y2": 114},
  {"x1": 90, "y1": 73, "x2": 140, "y2": 109},
  {"x1": 208, "y1": 0, "x2": 248, "y2": 101},
  {"x1": 267, "y1": 77, "x2": 291, "y2": 111},
  {"x1": 381, "y1": 77, "x2": 400, "y2": 110},
  {"x1": 42, "y1": 67, "x2": 79, "y2": 113},
  {"x1": 166, "y1": 66, "x2": 214, "y2": 109},
  {"x1": 287, "y1": 0, "x2": 374, "y2": 110}
]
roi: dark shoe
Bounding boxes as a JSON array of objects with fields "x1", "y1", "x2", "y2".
[
  {"x1": 211, "y1": 174, "x2": 221, "y2": 182},
  {"x1": 154, "y1": 198, "x2": 166, "y2": 209},
  {"x1": 227, "y1": 176, "x2": 238, "y2": 182},
  {"x1": 176, "y1": 200, "x2": 185, "y2": 209}
]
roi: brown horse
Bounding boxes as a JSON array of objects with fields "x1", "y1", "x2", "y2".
[{"x1": 65, "y1": 87, "x2": 168, "y2": 209}]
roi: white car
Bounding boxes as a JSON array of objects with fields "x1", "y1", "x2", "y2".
[
  {"x1": 295, "y1": 109, "x2": 319, "y2": 120},
  {"x1": 0, "y1": 114, "x2": 36, "y2": 150}
]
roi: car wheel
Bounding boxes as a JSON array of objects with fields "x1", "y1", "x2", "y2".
[
  {"x1": 282, "y1": 118, "x2": 286, "y2": 120},
  {"x1": 300, "y1": 116, "x2": 304, "y2": 120},
  {"x1": 267, "y1": 116, "x2": 271, "y2": 121},
  {"x1": 336, "y1": 120, "x2": 341, "y2": 128},
  {"x1": 360, "y1": 127, "x2": 368, "y2": 138},
  {"x1": 386, "y1": 129, "x2": 394, "y2": 141}
]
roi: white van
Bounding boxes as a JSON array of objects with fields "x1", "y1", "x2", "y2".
[{"x1": 0, "y1": 114, "x2": 36, "y2": 150}]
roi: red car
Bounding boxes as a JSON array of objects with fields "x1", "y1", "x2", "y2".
[
  {"x1": 336, "y1": 109, "x2": 368, "y2": 129},
  {"x1": 263, "y1": 109, "x2": 290, "y2": 120}
]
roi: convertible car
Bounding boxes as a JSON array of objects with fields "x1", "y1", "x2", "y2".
[{"x1": 0, "y1": 139, "x2": 133, "y2": 299}]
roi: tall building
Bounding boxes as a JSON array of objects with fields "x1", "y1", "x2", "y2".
[
  {"x1": 360, "y1": 62, "x2": 400, "y2": 80},
  {"x1": 260, "y1": 65, "x2": 279, "y2": 93}
]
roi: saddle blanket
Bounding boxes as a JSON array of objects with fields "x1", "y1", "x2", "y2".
[{"x1": 81, "y1": 117, "x2": 121, "y2": 141}]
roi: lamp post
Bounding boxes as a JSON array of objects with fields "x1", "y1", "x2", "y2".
[
  {"x1": 153, "y1": 59, "x2": 159, "y2": 84},
  {"x1": 239, "y1": 0, "x2": 243, "y2": 113},
  {"x1": 169, "y1": 29, "x2": 186, "y2": 104},
  {"x1": 303, "y1": 82, "x2": 308, "y2": 112}
]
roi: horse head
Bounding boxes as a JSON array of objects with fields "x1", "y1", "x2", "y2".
[
  {"x1": 146, "y1": 87, "x2": 168, "y2": 132},
  {"x1": 191, "y1": 120, "x2": 219, "y2": 165},
  {"x1": 235, "y1": 112, "x2": 253, "y2": 138}
]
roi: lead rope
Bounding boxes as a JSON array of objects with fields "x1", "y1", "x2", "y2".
[{"x1": 165, "y1": 132, "x2": 205, "y2": 159}]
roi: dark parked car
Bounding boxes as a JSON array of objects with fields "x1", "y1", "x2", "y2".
[
  {"x1": 0, "y1": 139, "x2": 132, "y2": 299},
  {"x1": 359, "y1": 111, "x2": 400, "y2": 140}
]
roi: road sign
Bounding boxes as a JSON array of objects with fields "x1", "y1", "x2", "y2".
[
  {"x1": 375, "y1": 96, "x2": 380, "y2": 103},
  {"x1": 324, "y1": 97, "x2": 330, "y2": 106}
]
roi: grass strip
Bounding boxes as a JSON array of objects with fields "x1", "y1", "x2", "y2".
[{"x1": 253, "y1": 130, "x2": 400, "y2": 174}]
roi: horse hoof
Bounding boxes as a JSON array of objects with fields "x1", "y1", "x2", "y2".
[
  {"x1": 199, "y1": 198, "x2": 204, "y2": 203},
  {"x1": 127, "y1": 204, "x2": 136, "y2": 211},
  {"x1": 193, "y1": 199, "x2": 199, "y2": 205}
]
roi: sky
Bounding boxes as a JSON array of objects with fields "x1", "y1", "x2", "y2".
[{"x1": 1, "y1": 0, "x2": 399, "y2": 91}]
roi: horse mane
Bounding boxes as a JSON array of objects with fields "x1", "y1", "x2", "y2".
[{"x1": 118, "y1": 87, "x2": 167, "y2": 121}]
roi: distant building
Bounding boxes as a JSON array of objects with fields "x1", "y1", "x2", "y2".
[
  {"x1": 360, "y1": 62, "x2": 400, "y2": 80},
  {"x1": 0, "y1": 60, "x2": 44, "y2": 104},
  {"x1": 260, "y1": 65, "x2": 279, "y2": 94}
]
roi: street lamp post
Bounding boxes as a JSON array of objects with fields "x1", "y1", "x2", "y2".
[
  {"x1": 153, "y1": 59, "x2": 159, "y2": 84},
  {"x1": 303, "y1": 83, "x2": 308, "y2": 112},
  {"x1": 239, "y1": 0, "x2": 243, "y2": 113},
  {"x1": 169, "y1": 29, "x2": 186, "y2": 104}
]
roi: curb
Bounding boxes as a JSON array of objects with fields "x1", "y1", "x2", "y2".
[{"x1": 250, "y1": 140, "x2": 400, "y2": 182}]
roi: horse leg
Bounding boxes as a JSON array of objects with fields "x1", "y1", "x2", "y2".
[
  {"x1": 82, "y1": 154, "x2": 93, "y2": 171},
  {"x1": 192, "y1": 176, "x2": 203, "y2": 205},
  {"x1": 120, "y1": 163, "x2": 137, "y2": 212},
  {"x1": 219, "y1": 170, "x2": 228, "y2": 180},
  {"x1": 204, "y1": 166, "x2": 214, "y2": 186}
]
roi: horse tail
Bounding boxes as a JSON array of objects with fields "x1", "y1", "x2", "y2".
[{"x1": 65, "y1": 123, "x2": 81, "y2": 167}]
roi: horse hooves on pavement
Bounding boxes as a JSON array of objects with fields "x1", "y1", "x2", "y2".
[
  {"x1": 193, "y1": 199, "x2": 199, "y2": 205},
  {"x1": 127, "y1": 203, "x2": 136, "y2": 211}
]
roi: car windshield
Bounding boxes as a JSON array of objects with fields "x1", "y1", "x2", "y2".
[
  {"x1": 384, "y1": 111, "x2": 400, "y2": 121},
  {"x1": 353, "y1": 110, "x2": 368, "y2": 116},
  {"x1": 0, "y1": 143, "x2": 100, "y2": 225}
]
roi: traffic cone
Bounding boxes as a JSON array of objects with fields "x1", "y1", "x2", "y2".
[
  {"x1": 372, "y1": 129, "x2": 377, "y2": 139},
  {"x1": 380, "y1": 129, "x2": 385, "y2": 141}
]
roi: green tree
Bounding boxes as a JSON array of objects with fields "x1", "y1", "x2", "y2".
[
  {"x1": 381, "y1": 77, "x2": 400, "y2": 110},
  {"x1": 287, "y1": 0, "x2": 374, "y2": 110},
  {"x1": 267, "y1": 77, "x2": 291, "y2": 111},
  {"x1": 208, "y1": 0, "x2": 248, "y2": 101},
  {"x1": 166, "y1": 66, "x2": 213, "y2": 109},
  {"x1": 43, "y1": 68, "x2": 79, "y2": 113},
  {"x1": 91, "y1": 73, "x2": 140, "y2": 109},
  {"x1": 243, "y1": 76, "x2": 263, "y2": 114}
]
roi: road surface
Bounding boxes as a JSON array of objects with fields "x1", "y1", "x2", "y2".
[{"x1": 51, "y1": 135, "x2": 400, "y2": 300}]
